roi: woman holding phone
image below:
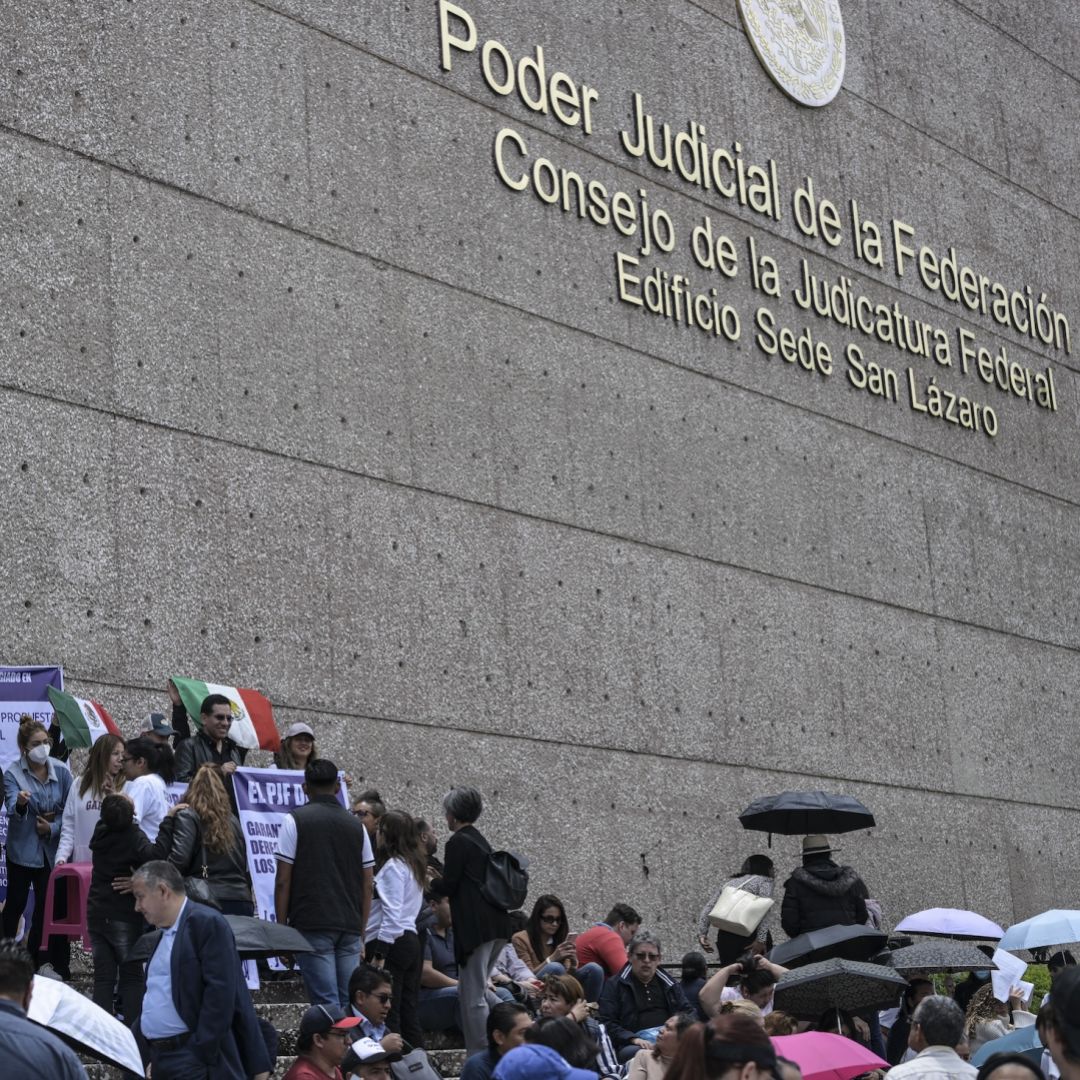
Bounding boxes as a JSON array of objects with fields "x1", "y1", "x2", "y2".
[{"x1": 512, "y1": 894, "x2": 580, "y2": 977}]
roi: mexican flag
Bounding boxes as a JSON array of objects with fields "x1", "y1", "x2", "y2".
[
  {"x1": 46, "y1": 686, "x2": 121, "y2": 749},
  {"x1": 171, "y1": 676, "x2": 280, "y2": 752}
]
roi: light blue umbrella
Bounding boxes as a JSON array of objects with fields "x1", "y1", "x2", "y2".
[
  {"x1": 999, "y1": 910, "x2": 1080, "y2": 952},
  {"x1": 969, "y1": 1026, "x2": 1044, "y2": 1067}
]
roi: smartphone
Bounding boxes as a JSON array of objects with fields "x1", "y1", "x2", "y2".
[{"x1": 566, "y1": 932, "x2": 579, "y2": 944}]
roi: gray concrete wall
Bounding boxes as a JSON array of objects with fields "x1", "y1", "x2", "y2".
[{"x1": 2, "y1": 1, "x2": 1078, "y2": 946}]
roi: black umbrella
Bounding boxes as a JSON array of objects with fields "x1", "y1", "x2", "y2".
[
  {"x1": 886, "y1": 941, "x2": 1000, "y2": 976},
  {"x1": 772, "y1": 958, "x2": 908, "y2": 1019},
  {"x1": 130, "y1": 914, "x2": 315, "y2": 961},
  {"x1": 739, "y1": 791, "x2": 875, "y2": 841},
  {"x1": 769, "y1": 924, "x2": 887, "y2": 969}
]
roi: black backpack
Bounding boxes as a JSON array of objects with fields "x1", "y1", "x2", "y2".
[{"x1": 462, "y1": 831, "x2": 530, "y2": 910}]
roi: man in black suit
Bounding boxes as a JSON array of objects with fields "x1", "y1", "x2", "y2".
[{"x1": 132, "y1": 860, "x2": 270, "y2": 1080}]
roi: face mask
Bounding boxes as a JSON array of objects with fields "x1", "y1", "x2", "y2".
[
  {"x1": 974, "y1": 969, "x2": 991, "y2": 981},
  {"x1": 28, "y1": 744, "x2": 50, "y2": 764}
]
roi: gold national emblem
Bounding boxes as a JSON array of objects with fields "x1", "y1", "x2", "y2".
[{"x1": 737, "y1": 0, "x2": 846, "y2": 108}]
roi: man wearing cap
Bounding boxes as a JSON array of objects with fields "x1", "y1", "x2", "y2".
[
  {"x1": 140, "y1": 712, "x2": 178, "y2": 747},
  {"x1": 283, "y1": 1005, "x2": 364, "y2": 1080},
  {"x1": 341, "y1": 1037, "x2": 405, "y2": 1080},
  {"x1": 780, "y1": 835, "x2": 870, "y2": 939}
]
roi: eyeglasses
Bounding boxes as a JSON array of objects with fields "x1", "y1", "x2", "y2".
[
  {"x1": 633, "y1": 952, "x2": 661, "y2": 961},
  {"x1": 210, "y1": 713, "x2": 232, "y2": 723},
  {"x1": 369, "y1": 992, "x2": 392, "y2": 1004},
  {"x1": 539, "y1": 915, "x2": 561, "y2": 925},
  {"x1": 353, "y1": 808, "x2": 372, "y2": 818}
]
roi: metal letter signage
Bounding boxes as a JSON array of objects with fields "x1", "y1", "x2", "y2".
[{"x1": 737, "y1": 0, "x2": 846, "y2": 108}]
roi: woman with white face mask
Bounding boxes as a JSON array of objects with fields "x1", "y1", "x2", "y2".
[{"x1": 2, "y1": 716, "x2": 74, "y2": 974}]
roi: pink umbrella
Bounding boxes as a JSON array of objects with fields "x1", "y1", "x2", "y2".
[
  {"x1": 894, "y1": 908, "x2": 1004, "y2": 940},
  {"x1": 771, "y1": 1032, "x2": 888, "y2": 1080}
]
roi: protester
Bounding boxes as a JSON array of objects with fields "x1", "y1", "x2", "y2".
[
  {"x1": 493, "y1": 924, "x2": 543, "y2": 1007},
  {"x1": 365, "y1": 809, "x2": 426, "y2": 1046},
  {"x1": 122, "y1": 735, "x2": 174, "y2": 842},
  {"x1": 460, "y1": 1002, "x2": 534, "y2": 1080},
  {"x1": 156, "y1": 763, "x2": 253, "y2": 914},
  {"x1": 0, "y1": 939, "x2": 87, "y2": 1078},
  {"x1": 493, "y1": 1043, "x2": 599, "y2": 1080},
  {"x1": 888, "y1": 995, "x2": 977, "y2": 1080},
  {"x1": 599, "y1": 930, "x2": 692, "y2": 1063},
  {"x1": 342, "y1": 1037, "x2": 406, "y2": 1080},
  {"x1": 419, "y1": 883, "x2": 464, "y2": 1035},
  {"x1": 889, "y1": 978, "x2": 937, "y2": 1064},
  {"x1": 2, "y1": 717, "x2": 74, "y2": 977},
  {"x1": 663, "y1": 1011, "x2": 777, "y2": 1080},
  {"x1": 87, "y1": 793, "x2": 157, "y2": 1019},
  {"x1": 763, "y1": 1013, "x2": 799, "y2": 1036},
  {"x1": 698, "y1": 955, "x2": 788, "y2": 1019},
  {"x1": 696, "y1": 855, "x2": 775, "y2": 962},
  {"x1": 780, "y1": 835, "x2": 870, "y2": 937},
  {"x1": 274, "y1": 722, "x2": 319, "y2": 771},
  {"x1": 625, "y1": 1012, "x2": 698, "y2": 1080},
  {"x1": 354, "y1": 789, "x2": 388, "y2": 840},
  {"x1": 174, "y1": 693, "x2": 247, "y2": 782},
  {"x1": 679, "y1": 952, "x2": 709, "y2": 1021},
  {"x1": 417, "y1": 818, "x2": 445, "y2": 878},
  {"x1": 955, "y1": 949, "x2": 997, "y2": 1013},
  {"x1": 1041, "y1": 969, "x2": 1080, "y2": 1080},
  {"x1": 526, "y1": 1014, "x2": 619, "y2": 1076},
  {"x1": 275, "y1": 758, "x2": 374, "y2": 1008},
  {"x1": 140, "y1": 712, "x2": 179, "y2": 747},
  {"x1": 513, "y1": 895, "x2": 580, "y2": 978},
  {"x1": 284, "y1": 1004, "x2": 363, "y2": 1080},
  {"x1": 132, "y1": 860, "x2": 271, "y2": 1080},
  {"x1": 976, "y1": 1055, "x2": 1046, "y2": 1080},
  {"x1": 965, "y1": 984, "x2": 1034, "y2": 1054},
  {"x1": 541, "y1": 972, "x2": 622, "y2": 1075},
  {"x1": 56, "y1": 732, "x2": 125, "y2": 865},
  {"x1": 575, "y1": 902, "x2": 643, "y2": 1001},
  {"x1": 348, "y1": 963, "x2": 404, "y2": 1053},
  {"x1": 441, "y1": 785, "x2": 514, "y2": 1055}
]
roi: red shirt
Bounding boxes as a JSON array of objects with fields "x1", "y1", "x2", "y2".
[
  {"x1": 575, "y1": 923, "x2": 628, "y2": 976},
  {"x1": 283, "y1": 1059, "x2": 343, "y2": 1080}
]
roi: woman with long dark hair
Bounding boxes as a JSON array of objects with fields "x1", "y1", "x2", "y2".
[
  {"x1": 366, "y1": 809, "x2": 427, "y2": 1047},
  {"x1": 512, "y1": 894, "x2": 579, "y2": 977},
  {"x1": 696, "y1": 855, "x2": 775, "y2": 964},
  {"x1": 121, "y1": 736, "x2": 175, "y2": 843},
  {"x1": 156, "y1": 763, "x2": 252, "y2": 914}
]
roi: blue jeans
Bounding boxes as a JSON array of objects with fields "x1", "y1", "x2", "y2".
[
  {"x1": 297, "y1": 929, "x2": 361, "y2": 1009},
  {"x1": 418, "y1": 985, "x2": 460, "y2": 1033},
  {"x1": 574, "y1": 962, "x2": 605, "y2": 1003},
  {"x1": 536, "y1": 961, "x2": 567, "y2": 978}
]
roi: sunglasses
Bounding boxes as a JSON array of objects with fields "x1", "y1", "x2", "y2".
[
  {"x1": 368, "y1": 992, "x2": 392, "y2": 1004},
  {"x1": 633, "y1": 952, "x2": 661, "y2": 961}
]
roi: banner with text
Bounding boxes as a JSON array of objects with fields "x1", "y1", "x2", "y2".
[{"x1": 230, "y1": 767, "x2": 350, "y2": 926}]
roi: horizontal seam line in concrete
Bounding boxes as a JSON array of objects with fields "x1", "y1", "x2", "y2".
[
  {"x1": 65, "y1": 671, "x2": 1080, "y2": 814},
  {"x1": 945, "y1": 0, "x2": 1080, "y2": 88},
  {"x1": 247, "y1": 0, "x2": 1080, "y2": 378},
  {"x1": 1, "y1": 116, "x2": 1076, "y2": 517},
  {"x1": 4, "y1": 373, "x2": 1080, "y2": 662}
]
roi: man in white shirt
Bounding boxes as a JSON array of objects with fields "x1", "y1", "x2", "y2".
[{"x1": 889, "y1": 995, "x2": 977, "y2": 1080}]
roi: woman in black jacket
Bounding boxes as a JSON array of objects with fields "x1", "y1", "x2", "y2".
[
  {"x1": 440, "y1": 785, "x2": 512, "y2": 1056},
  {"x1": 157, "y1": 763, "x2": 253, "y2": 914}
]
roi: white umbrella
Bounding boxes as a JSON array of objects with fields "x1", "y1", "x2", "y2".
[
  {"x1": 27, "y1": 974, "x2": 144, "y2": 1076},
  {"x1": 999, "y1": 910, "x2": 1080, "y2": 952}
]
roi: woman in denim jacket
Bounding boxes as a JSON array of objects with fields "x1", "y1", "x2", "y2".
[{"x1": 2, "y1": 717, "x2": 74, "y2": 974}]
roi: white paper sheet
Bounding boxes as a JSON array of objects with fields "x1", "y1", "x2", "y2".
[{"x1": 991, "y1": 947, "x2": 1029, "y2": 1003}]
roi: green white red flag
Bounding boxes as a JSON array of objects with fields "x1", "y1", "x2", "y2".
[
  {"x1": 46, "y1": 686, "x2": 121, "y2": 749},
  {"x1": 171, "y1": 676, "x2": 280, "y2": 752}
]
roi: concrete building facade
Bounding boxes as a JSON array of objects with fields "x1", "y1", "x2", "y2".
[{"x1": 2, "y1": 2, "x2": 1079, "y2": 945}]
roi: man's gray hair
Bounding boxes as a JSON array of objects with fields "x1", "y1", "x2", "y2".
[
  {"x1": 912, "y1": 994, "x2": 966, "y2": 1048},
  {"x1": 629, "y1": 930, "x2": 662, "y2": 956},
  {"x1": 132, "y1": 860, "x2": 185, "y2": 895}
]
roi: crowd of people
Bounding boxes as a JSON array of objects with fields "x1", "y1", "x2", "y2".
[{"x1": 1, "y1": 693, "x2": 1080, "y2": 1080}]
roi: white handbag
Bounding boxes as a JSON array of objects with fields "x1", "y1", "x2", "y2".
[{"x1": 707, "y1": 885, "x2": 774, "y2": 935}]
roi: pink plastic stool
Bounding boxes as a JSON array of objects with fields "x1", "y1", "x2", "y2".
[{"x1": 42, "y1": 862, "x2": 93, "y2": 950}]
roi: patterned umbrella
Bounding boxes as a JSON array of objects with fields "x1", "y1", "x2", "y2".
[
  {"x1": 886, "y1": 941, "x2": 999, "y2": 975},
  {"x1": 772, "y1": 958, "x2": 908, "y2": 1019},
  {"x1": 770, "y1": 924, "x2": 887, "y2": 969},
  {"x1": 894, "y1": 908, "x2": 1004, "y2": 940}
]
